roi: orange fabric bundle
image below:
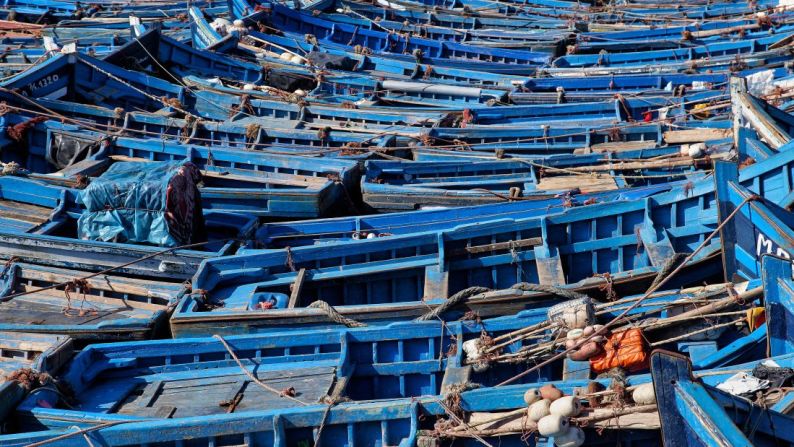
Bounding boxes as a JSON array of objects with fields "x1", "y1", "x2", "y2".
[{"x1": 590, "y1": 328, "x2": 648, "y2": 373}]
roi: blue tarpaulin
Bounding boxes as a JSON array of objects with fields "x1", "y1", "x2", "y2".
[{"x1": 78, "y1": 161, "x2": 205, "y2": 247}]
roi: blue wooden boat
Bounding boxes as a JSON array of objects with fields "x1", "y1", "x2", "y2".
[
  {"x1": 0, "y1": 50, "x2": 450, "y2": 130},
  {"x1": 313, "y1": 10, "x2": 570, "y2": 51},
  {"x1": 170, "y1": 144, "x2": 794, "y2": 334},
  {"x1": 0, "y1": 0, "x2": 226, "y2": 23},
  {"x1": 183, "y1": 72, "x2": 510, "y2": 108},
  {"x1": 0, "y1": 375, "x2": 655, "y2": 446},
  {"x1": 256, "y1": 182, "x2": 673, "y2": 248},
  {"x1": 510, "y1": 69, "x2": 788, "y2": 104},
  {"x1": 0, "y1": 260, "x2": 186, "y2": 341},
  {"x1": 334, "y1": 0, "x2": 570, "y2": 31},
  {"x1": 259, "y1": 5, "x2": 549, "y2": 74},
  {"x1": 0, "y1": 175, "x2": 254, "y2": 280},
  {"x1": 652, "y1": 350, "x2": 794, "y2": 447},
  {"x1": 553, "y1": 33, "x2": 794, "y2": 69},
  {"x1": 106, "y1": 28, "x2": 268, "y2": 86},
  {"x1": 236, "y1": 30, "x2": 530, "y2": 87},
  {"x1": 7, "y1": 344, "x2": 794, "y2": 446},
  {"x1": 130, "y1": 24, "x2": 447, "y2": 109},
  {"x1": 0, "y1": 95, "x2": 396, "y2": 156},
  {"x1": 575, "y1": 15, "x2": 794, "y2": 50},
  {"x1": 413, "y1": 122, "x2": 731, "y2": 158},
  {"x1": 471, "y1": 89, "x2": 722, "y2": 124},
  {"x1": 0, "y1": 275, "x2": 775, "y2": 432},
  {"x1": 0, "y1": 117, "x2": 360, "y2": 218},
  {"x1": 0, "y1": 333, "x2": 72, "y2": 380},
  {"x1": 0, "y1": 173, "x2": 79, "y2": 234},
  {"x1": 360, "y1": 157, "x2": 709, "y2": 211},
  {"x1": 716, "y1": 158, "x2": 794, "y2": 282},
  {"x1": 411, "y1": 135, "x2": 727, "y2": 161}
]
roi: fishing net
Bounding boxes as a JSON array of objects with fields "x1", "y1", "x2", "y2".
[{"x1": 77, "y1": 161, "x2": 206, "y2": 247}]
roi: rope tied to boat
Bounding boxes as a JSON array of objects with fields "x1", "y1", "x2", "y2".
[
  {"x1": 352, "y1": 44, "x2": 372, "y2": 55},
  {"x1": 80, "y1": 58, "x2": 195, "y2": 119},
  {"x1": 414, "y1": 282, "x2": 588, "y2": 321},
  {"x1": 307, "y1": 300, "x2": 367, "y2": 327},
  {"x1": 0, "y1": 161, "x2": 20, "y2": 176},
  {"x1": 212, "y1": 334, "x2": 309, "y2": 406},
  {"x1": 416, "y1": 286, "x2": 490, "y2": 321},
  {"x1": 314, "y1": 374, "x2": 353, "y2": 445},
  {"x1": 442, "y1": 382, "x2": 481, "y2": 420},
  {"x1": 594, "y1": 272, "x2": 618, "y2": 301},
  {"x1": 228, "y1": 94, "x2": 254, "y2": 118},
  {"x1": 511, "y1": 282, "x2": 590, "y2": 301},
  {"x1": 646, "y1": 253, "x2": 688, "y2": 293},
  {"x1": 62, "y1": 278, "x2": 98, "y2": 318},
  {"x1": 5, "y1": 368, "x2": 53, "y2": 391},
  {"x1": 6, "y1": 116, "x2": 46, "y2": 142},
  {"x1": 244, "y1": 123, "x2": 260, "y2": 149},
  {"x1": 597, "y1": 49, "x2": 608, "y2": 66},
  {"x1": 422, "y1": 65, "x2": 434, "y2": 81},
  {"x1": 0, "y1": 240, "x2": 219, "y2": 304}
]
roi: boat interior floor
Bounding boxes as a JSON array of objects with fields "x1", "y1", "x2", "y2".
[
  {"x1": 0, "y1": 199, "x2": 53, "y2": 232},
  {"x1": 79, "y1": 365, "x2": 337, "y2": 417}
]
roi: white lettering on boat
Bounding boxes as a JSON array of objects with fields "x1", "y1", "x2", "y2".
[{"x1": 756, "y1": 233, "x2": 791, "y2": 259}]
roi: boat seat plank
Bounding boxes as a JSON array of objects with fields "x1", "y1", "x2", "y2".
[{"x1": 536, "y1": 175, "x2": 618, "y2": 193}]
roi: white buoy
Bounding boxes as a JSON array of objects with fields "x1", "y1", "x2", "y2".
[
  {"x1": 632, "y1": 383, "x2": 656, "y2": 405},
  {"x1": 528, "y1": 399, "x2": 552, "y2": 422},
  {"x1": 582, "y1": 326, "x2": 594, "y2": 337},
  {"x1": 566, "y1": 329, "x2": 584, "y2": 340},
  {"x1": 537, "y1": 414, "x2": 570, "y2": 437},
  {"x1": 688, "y1": 142, "x2": 705, "y2": 158},
  {"x1": 550, "y1": 396, "x2": 582, "y2": 418},
  {"x1": 462, "y1": 339, "x2": 481, "y2": 362},
  {"x1": 210, "y1": 18, "x2": 232, "y2": 35},
  {"x1": 524, "y1": 388, "x2": 541, "y2": 406},
  {"x1": 290, "y1": 55, "x2": 304, "y2": 64},
  {"x1": 242, "y1": 84, "x2": 256, "y2": 91},
  {"x1": 279, "y1": 52, "x2": 293, "y2": 61},
  {"x1": 293, "y1": 89, "x2": 307, "y2": 97},
  {"x1": 555, "y1": 427, "x2": 585, "y2": 447}
]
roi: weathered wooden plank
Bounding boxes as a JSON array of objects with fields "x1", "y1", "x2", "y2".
[
  {"x1": 663, "y1": 128, "x2": 731, "y2": 144},
  {"x1": 288, "y1": 268, "x2": 306, "y2": 309},
  {"x1": 537, "y1": 175, "x2": 617, "y2": 192}
]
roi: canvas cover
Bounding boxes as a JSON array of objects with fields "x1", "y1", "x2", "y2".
[{"x1": 78, "y1": 161, "x2": 206, "y2": 247}]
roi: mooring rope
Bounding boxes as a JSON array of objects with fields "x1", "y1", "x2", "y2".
[
  {"x1": 307, "y1": 300, "x2": 368, "y2": 327},
  {"x1": 212, "y1": 334, "x2": 309, "y2": 406}
]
